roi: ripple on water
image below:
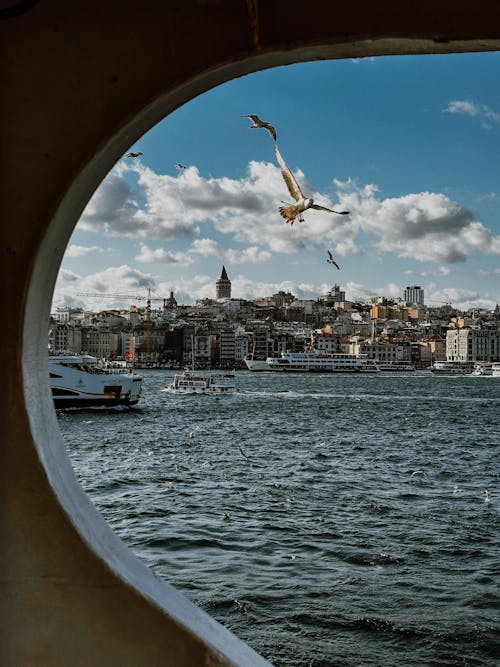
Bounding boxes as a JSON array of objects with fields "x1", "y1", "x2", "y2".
[{"x1": 60, "y1": 370, "x2": 500, "y2": 667}]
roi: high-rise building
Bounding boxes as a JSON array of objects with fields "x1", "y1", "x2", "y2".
[
  {"x1": 216, "y1": 265, "x2": 231, "y2": 299},
  {"x1": 404, "y1": 285, "x2": 425, "y2": 306}
]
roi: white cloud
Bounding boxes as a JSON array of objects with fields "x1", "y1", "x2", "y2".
[
  {"x1": 426, "y1": 283, "x2": 498, "y2": 310},
  {"x1": 74, "y1": 159, "x2": 500, "y2": 272},
  {"x1": 54, "y1": 260, "x2": 497, "y2": 313},
  {"x1": 135, "y1": 243, "x2": 192, "y2": 265},
  {"x1": 479, "y1": 267, "x2": 500, "y2": 276},
  {"x1": 188, "y1": 239, "x2": 271, "y2": 264},
  {"x1": 53, "y1": 265, "x2": 157, "y2": 309},
  {"x1": 76, "y1": 160, "x2": 351, "y2": 255},
  {"x1": 443, "y1": 99, "x2": 500, "y2": 125},
  {"x1": 189, "y1": 239, "x2": 224, "y2": 256},
  {"x1": 334, "y1": 180, "x2": 500, "y2": 263},
  {"x1": 404, "y1": 266, "x2": 451, "y2": 277},
  {"x1": 474, "y1": 192, "x2": 497, "y2": 203},
  {"x1": 66, "y1": 244, "x2": 103, "y2": 258},
  {"x1": 225, "y1": 246, "x2": 272, "y2": 264}
]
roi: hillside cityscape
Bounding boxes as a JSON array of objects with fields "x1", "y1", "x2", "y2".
[{"x1": 50, "y1": 266, "x2": 500, "y2": 369}]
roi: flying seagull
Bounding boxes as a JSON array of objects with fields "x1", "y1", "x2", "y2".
[
  {"x1": 243, "y1": 114, "x2": 277, "y2": 141},
  {"x1": 126, "y1": 151, "x2": 143, "y2": 158},
  {"x1": 274, "y1": 143, "x2": 350, "y2": 225},
  {"x1": 176, "y1": 163, "x2": 187, "y2": 170},
  {"x1": 327, "y1": 250, "x2": 340, "y2": 270}
]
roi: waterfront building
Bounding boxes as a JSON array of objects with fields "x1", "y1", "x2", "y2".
[
  {"x1": 49, "y1": 322, "x2": 83, "y2": 353},
  {"x1": 81, "y1": 327, "x2": 119, "y2": 359},
  {"x1": 163, "y1": 329, "x2": 183, "y2": 365},
  {"x1": 194, "y1": 332, "x2": 213, "y2": 367},
  {"x1": 312, "y1": 328, "x2": 343, "y2": 354},
  {"x1": 215, "y1": 265, "x2": 231, "y2": 300},
  {"x1": 54, "y1": 306, "x2": 86, "y2": 324},
  {"x1": 120, "y1": 332, "x2": 137, "y2": 359},
  {"x1": 446, "y1": 327, "x2": 500, "y2": 362},
  {"x1": 247, "y1": 328, "x2": 273, "y2": 359},
  {"x1": 235, "y1": 333, "x2": 251, "y2": 362},
  {"x1": 219, "y1": 329, "x2": 236, "y2": 365},
  {"x1": 349, "y1": 338, "x2": 411, "y2": 362}
]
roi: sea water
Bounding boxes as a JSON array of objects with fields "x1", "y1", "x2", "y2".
[{"x1": 59, "y1": 370, "x2": 500, "y2": 667}]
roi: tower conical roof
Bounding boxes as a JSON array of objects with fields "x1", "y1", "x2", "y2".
[{"x1": 219, "y1": 265, "x2": 229, "y2": 281}]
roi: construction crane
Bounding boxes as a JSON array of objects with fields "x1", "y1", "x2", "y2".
[{"x1": 76, "y1": 291, "x2": 165, "y2": 303}]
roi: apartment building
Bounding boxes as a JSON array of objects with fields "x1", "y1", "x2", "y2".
[{"x1": 446, "y1": 327, "x2": 500, "y2": 361}]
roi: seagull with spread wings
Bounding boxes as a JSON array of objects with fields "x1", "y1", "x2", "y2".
[
  {"x1": 243, "y1": 114, "x2": 277, "y2": 141},
  {"x1": 274, "y1": 143, "x2": 349, "y2": 225},
  {"x1": 327, "y1": 250, "x2": 340, "y2": 270},
  {"x1": 126, "y1": 151, "x2": 143, "y2": 158}
]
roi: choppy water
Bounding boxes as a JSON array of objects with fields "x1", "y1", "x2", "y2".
[{"x1": 59, "y1": 371, "x2": 500, "y2": 667}]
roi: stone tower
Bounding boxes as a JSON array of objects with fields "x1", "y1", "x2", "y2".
[{"x1": 216, "y1": 265, "x2": 231, "y2": 299}]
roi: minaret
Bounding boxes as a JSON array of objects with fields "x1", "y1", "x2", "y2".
[{"x1": 216, "y1": 265, "x2": 231, "y2": 299}]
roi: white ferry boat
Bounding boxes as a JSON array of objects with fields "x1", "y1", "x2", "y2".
[
  {"x1": 165, "y1": 370, "x2": 236, "y2": 395},
  {"x1": 376, "y1": 361, "x2": 416, "y2": 372},
  {"x1": 265, "y1": 351, "x2": 380, "y2": 373},
  {"x1": 49, "y1": 354, "x2": 143, "y2": 408},
  {"x1": 491, "y1": 362, "x2": 500, "y2": 377},
  {"x1": 471, "y1": 362, "x2": 493, "y2": 376},
  {"x1": 244, "y1": 357, "x2": 270, "y2": 371},
  {"x1": 430, "y1": 360, "x2": 474, "y2": 375}
]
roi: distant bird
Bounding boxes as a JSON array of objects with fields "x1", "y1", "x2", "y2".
[
  {"x1": 126, "y1": 151, "x2": 143, "y2": 158},
  {"x1": 243, "y1": 114, "x2": 277, "y2": 141},
  {"x1": 452, "y1": 484, "x2": 462, "y2": 494},
  {"x1": 176, "y1": 163, "x2": 187, "y2": 170},
  {"x1": 484, "y1": 489, "x2": 492, "y2": 503},
  {"x1": 410, "y1": 470, "x2": 425, "y2": 477},
  {"x1": 327, "y1": 250, "x2": 340, "y2": 270},
  {"x1": 274, "y1": 143, "x2": 350, "y2": 225}
]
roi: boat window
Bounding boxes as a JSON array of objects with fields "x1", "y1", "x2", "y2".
[{"x1": 104, "y1": 385, "x2": 122, "y2": 395}]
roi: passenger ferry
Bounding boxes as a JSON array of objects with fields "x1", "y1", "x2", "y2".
[
  {"x1": 165, "y1": 370, "x2": 236, "y2": 395},
  {"x1": 492, "y1": 363, "x2": 500, "y2": 377},
  {"x1": 244, "y1": 357, "x2": 270, "y2": 371},
  {"x1": 430, "y1": 360, "x2": 474, "y2": 375},
  {"x1": 49, "y1": 353, "x2": 143, "y2": 408},
  {"x1": 265, "y1": 351, "x2": 380, "y2": 373},
  {"x1": 376, "y1": 361, "x2": 416, "y2": 372},
  {"x1": 471, "y1": 362, "x2": 494, "y2": 376}
]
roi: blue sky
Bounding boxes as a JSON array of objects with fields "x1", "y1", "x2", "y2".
[{"x1": 54, "y1": 52, "x2": 500, "y2": 312}]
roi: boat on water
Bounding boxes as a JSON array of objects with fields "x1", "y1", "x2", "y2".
[
  {"x1": 376, "y1": 361, "x2": 416, "y2": 372},
  {"x1": 49, "y1": 353, "x2": 143, "y2": 408},
  {"x1": 492, "y1": 363, "x2": 500, "y2": 377},
  {"x1": 430, "y1": 360, "x2": 474, "y2": 375},
  {"x1": 471, "y1": 362, "x2": 494, "y2": 376},
  {"x1": 265, "y1": 350, "x2": 380, "y2": 373},
  {"x1": 165, "y1": 370, "x2": 236, "y2": 395},
  {"x1": 244, "y1": 357, "x2": 270, "y2": 371}
]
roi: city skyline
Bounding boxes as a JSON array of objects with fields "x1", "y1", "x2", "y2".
[{"x1": 53, "y1": 52, "x2": 500, "y2": 312}]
